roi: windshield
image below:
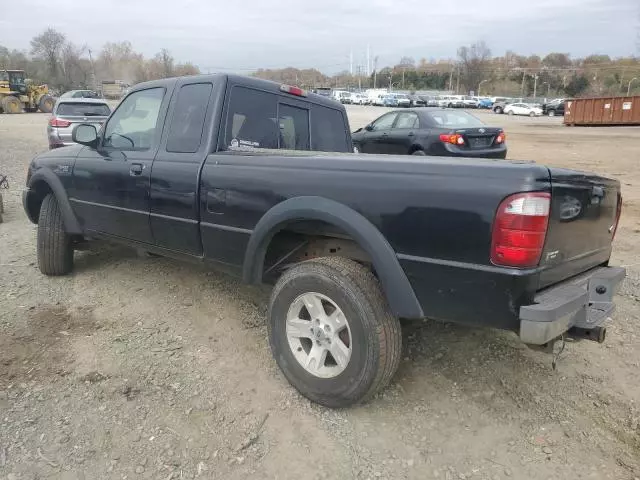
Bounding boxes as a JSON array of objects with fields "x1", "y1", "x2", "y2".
[
  {"x1": 395, "y1": 94, "x2": 409, "y2": 99},
  {"x1": 427, "y1": 111, "x2": 485, "y2": 128},
  {"x1": 0, "y1": 71, "x2": 8, "y2": 82},
  {"x1": 56, "y1": 102, "x2": 111, "y2": 117},
  {"x1": 8, "y1": 71, "x2": 25, "y2": 85}
]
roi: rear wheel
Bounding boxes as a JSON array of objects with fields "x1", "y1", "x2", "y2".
[
  {"x1": 268, "y1": 257, "x2": 402, "y2": 407},
  {"x1": 38, "y1": 95, "x2": 55, "y2": 113},
  {"x1": 411, "y1": 149, "x2": 426, "y2": 156},
  {"x1": 494, "y1": 107, "x2": 503, "y2": 114},
  {"x1": 37, "y1": 194, "x2": 74, "y2": 276},
  {"x1": 547, "y1": 110, "x2": 556, "y2": 117},
  {"x1": 353, "y1": 144, "x2": 361, "y2": 154},
  {"x1": 508, "y1": 110, "x2": 514, "y2": 116},
  {"x1": 529, "y1": 111, "x2": 535, "y2": 117},
  {"x1": 2, "y1": 96, "x2": 23, "y2": 114}
]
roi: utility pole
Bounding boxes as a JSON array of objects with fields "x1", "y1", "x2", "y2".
[
  {"x1": 350, "y1": 49, "x2": 353, "y2": 76},
  {"x1": 448, "y1": 69, "x2": 453, "y2": 92},
  {"x1": 373, "y1": 56, "x2": 378, "y2": 89},
  {"x1": 520, "y1": 70, "x2": 526, "y2": 96},
  {"x1": 455, "y1": 66, "x2": 460, "y2": 94},
  {"x1": 533, "y1": 74, "x2": 538, "y2": 99},
  {"x1": 402, "y1": 68, "x2": 405, "y2": 89},
  {"x1": 366, "y1": 44, "x2": 370, "y2": 77},
  {"x1": 87, "y1": 48, "x2": 97, "y2": 92}
]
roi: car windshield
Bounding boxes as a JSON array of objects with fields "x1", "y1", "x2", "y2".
[
  {"x1": 56, "y1": 102, "x2": 111, "y2": 117},
  {"x1": 395, "y1": 94, "x2": 409, "y2": 99},
  {"x1": 427, "y1": 111, "x2": 485, "y2": 127}
]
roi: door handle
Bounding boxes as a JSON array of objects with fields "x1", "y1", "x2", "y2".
[
  {"x1": 408, "y1": 132, "x2": 415, "y2": 136},
  {"x1": 129, "y1": 163, "x2": 144, "y2": 176}
]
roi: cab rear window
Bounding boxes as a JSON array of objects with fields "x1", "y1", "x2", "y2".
[{"x1": 56, "y1": 102, "x2": 111, "y2": 117}]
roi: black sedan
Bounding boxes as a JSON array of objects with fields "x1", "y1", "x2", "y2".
[{"x1": 351, "y1": 109, "x2": 507, "y2": 159}]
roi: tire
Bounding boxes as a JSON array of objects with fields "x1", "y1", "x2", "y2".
[
  {"x1": 2, "y1": 96, "x2": 23, "y2": 114},
  {"x1": 411, "y1": 149, "x2": 426, "y2": 156},
  {"x1": 547, "y1": 110, "x2": 556, "y2": 117},
  {"x1": 268, "y1": 257, "x2": 402, "y2": 408},
  {"x1": 353, "y1": 144, "x2": 361, "y2": 154},
  {"x1": 508, "y1": 110, "x2": 514, "y2": 116},
  {"x1": 529, "y1": 111, "x2": 535, "y2": 117},
  {"x1": 38, "y1": 95, "x2": 55, "y2": 113},
  {"x1": 494, "y1": 107, "x2": 503, "y2": 114},
  {"x1": 37, "y1": 194, "x2": 74, "y2": 276}
]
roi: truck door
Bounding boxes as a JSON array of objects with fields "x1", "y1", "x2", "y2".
[
  {"x1": 71, "y1": 87, "x2": 169, "y2": 243},
  {"x1": 150, "y1": 80, "x2": 216, "y2": 255}
]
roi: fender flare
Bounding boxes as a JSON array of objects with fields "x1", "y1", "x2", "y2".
[
  {"x1": 243, "y1": 196, "x2": 424, "y2": 319},
  {"x1": 27, "y1": 168, "x2": 83, "y2": 234}
]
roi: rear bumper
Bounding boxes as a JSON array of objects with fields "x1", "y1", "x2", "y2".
[{"x1": 519, "y1": 266, "x2": 626, "y2": 345}]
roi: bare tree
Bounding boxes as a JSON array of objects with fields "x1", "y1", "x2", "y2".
[
  {"x1": 457, "y1": 41, "x2": 491, "y2": 93},
  {"x1": 30, "y1": 28, "x2": 66, "y2": 80}
]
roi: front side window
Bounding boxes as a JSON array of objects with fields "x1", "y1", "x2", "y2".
[
  {"x1": 103, "y1": 88, "x2": 164, "y2": 150},
  {"x1": 372, "y1": 113, "x2": 397, "y2": 131},
  {"x1": 167, "y1": 83, "x2": 212, "y2": 153}
]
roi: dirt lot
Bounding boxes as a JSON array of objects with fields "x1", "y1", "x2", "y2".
[{"x1": 1, "y1": 108, "x2": 639, "y2": 480}]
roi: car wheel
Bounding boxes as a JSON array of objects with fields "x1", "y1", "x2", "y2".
[
  {"x1": 268, "y1": 257, "x2": 402, "y2": 408},
  {"x1": 494, "y1": 107, "x2": 503, "y2": 114},
  {"x1": 548, "y1": 110, "x2": 556, "y2": 117},
  {"x1": 37, "y1": 193, "x2": 74, "y2": 276},
  {"x1": 529, "y1": 111, "x2": 535, "y2": 117},
  {"x1": 508, "y1": 110, "x2": 514, "y2": 116},
  {"x1": 353, "y1": 144, "x2": 361, "y2": 154},
  {"x1": 411, "y1": 149, "x2": 426, "y2": 156}
]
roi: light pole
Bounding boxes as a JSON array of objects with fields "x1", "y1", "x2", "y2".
[
  {"x1": 627, "y1": 77, "x2": 638, "y2": 96},
  {"x1": 541, "y1": 81, "x2": 550, "y2": 99},
  {"x1": 478, "y1": 79, "x2": 489, "y2": 96}
]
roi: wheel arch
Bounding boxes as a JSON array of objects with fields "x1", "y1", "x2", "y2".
[
  {"x1": 243, "y1": 196, "x2": 424, "y2": 319},
  {"x1": 26, "y1": 169, "x2": 83, "y2": 234}
]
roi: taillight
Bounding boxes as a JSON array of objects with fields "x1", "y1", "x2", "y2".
[
  {"x1": 495, "y1": 131, "x2": 506, "y2": 144},
  {"x1": 612, "y1": 193, "x2": 622, "y2": 241},
  {"x1": 49, "y1": 117, "x2": 71, "y2": 127},
  {"x1": 280, "y1": 84, "x2": 308, "y2": 97},
  {"x1": 439, "y1": 133, "x2": 465, "y2": 145},
  {"x1": 491, "y1": 192, "x2": 550, "y2": 268}
]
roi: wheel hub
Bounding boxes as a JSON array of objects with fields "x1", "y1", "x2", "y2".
[{"x1": 285, "y1": 292, "x2": 352, "y2": 379}]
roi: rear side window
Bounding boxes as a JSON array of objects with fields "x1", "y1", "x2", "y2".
[
  {"x1": 225, "y1": 86, "x2": 278, "y2": 149},
  {"x1": 394, "y1": 112, "x2": 419, "y2": 129},
  {"x1": 278, "y1": 104, "x2": 310, "y2": 150},
  {"x1": 166, "y1": 83, "x2": 212, "y2": 153},
  {"x1": 310, "y1": 106, "x2": 349, "y2": 152},
  {"x1": 56, "y1": 102, "x2": 110, "y2": 117}
]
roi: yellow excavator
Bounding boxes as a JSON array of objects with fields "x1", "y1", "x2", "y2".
[{"x1": 0, "y1": 69, "x2": 55, "y2": 114}]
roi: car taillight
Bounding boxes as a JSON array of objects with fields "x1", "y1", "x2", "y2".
[
  {"x1": 495, "y1": 131, "x2": 506, "y2": 144},
  {"x1": 439, "y1": 133, "x2": 465, "y2": 145},
  {"x1": 49, "y1": 117, "x2": 71, "y2": 127},
  {"x1": 612, "y1": 193, "x2": 622, "y2": 241},
  {"x1": 491, "y1": 192, "x2": 550, "y2": 268}
]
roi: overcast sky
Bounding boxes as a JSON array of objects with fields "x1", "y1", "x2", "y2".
[{"x1": 2, "y1": 0, "x2": 638, "y2": 73}]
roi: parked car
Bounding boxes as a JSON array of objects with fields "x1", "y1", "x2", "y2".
[
  {"x1": 462, "y1": 96, "x2": 478, "y2": 108},
  {"x1": 339, "y1": 91, "x2": 352, "y2": 104},
  {"x1": 393, "y1": 93, "x2": 411, "y2": 108},
  {"x1": 504, "y1": 103, "x2": 543, "y2": 117},
  {"x1": 445, "y1": 95, "x2": 465, "y2": 108},
  {"x1": 408, "y1": 95, "x2": 426, "y2": 107},
  {"x1": 492, "y1": 98, "x2": 512, "y2": 114},
  {"x1": 420, "y1": 95, "x2": 438, "y2": 107},
  {"x1": 23, "y1": 74, "x2": 625, "y2": 408},
  {"x1": 477, "y1": 98, "x2": 494, "y2": 109},
  {"x1": 47, "y1": 98, "x2": 111, "y2": 149},
  {"x1": 382, "y1": 95, "x2": 399, "y2": 107},
  {"x1": 372, "y1": 93, "x2": 386, "y2": 106},
  {"x1": 352, "y1": 93, "x2": 369, "y2": 105},
  {"x1": 352, "y1": 108, "x2": 507, "y2": 158},
  {"x1": 312, "y1": 87, "x2": 332, "y2": 98},
  {"x1": 542, "y1": 98, "x2": 565, "y2": 117},
  {"x1": 59, "y1": 89, "x2": 102, "y2": 99}
]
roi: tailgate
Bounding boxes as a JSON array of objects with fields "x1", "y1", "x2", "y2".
[{"x1": 539, "y1": 167, "x2": 621, "y2": 288}]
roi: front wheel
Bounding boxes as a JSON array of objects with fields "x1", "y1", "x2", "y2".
[
  {"x1": 38, "y1": 95, "x2": 55, "y2": 113},
  {"x1": 494, "y1": 107, "x2": 503, "y2": 114},
  {"x1": 508, "y1": 110, "x2": 514, "y2": 116},
  {"x1": 411, "y1": 149, "x2": 426, "y2": 156},
  {"x1": 37, "y1": 194, "x2": 74, "y2": 276},
  {"x1": 547, "y1": 110, "x2": 556, "y2": 117},
  {"x1": 529, "y1": 111, "x2": 536, "y2": 117},
  {"x1": 268, "y1": 257, "x2": 402, "y2": 408},
  {"x1": 353, "y1": 144, "x2": 361, "y2": 154}
]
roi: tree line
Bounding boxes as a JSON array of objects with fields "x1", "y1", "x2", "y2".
[
  {"x1": 255, "y1": 42, "x2": 640, "y2": 98},
  {"x1": 0, "y1": 28, "x2": 200, "y2": 93}
]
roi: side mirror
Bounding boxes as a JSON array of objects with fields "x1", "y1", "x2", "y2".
[
  {"x1": 72, "y1": 124, "x2": 98, "y2": 148},
  {"x1": 365, "y1": 124, "x2": 373, "y2": 131}
]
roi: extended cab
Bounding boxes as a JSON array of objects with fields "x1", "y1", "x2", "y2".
[{"x1": 23, "y1": 74, "x2": 625, "y2": 407}]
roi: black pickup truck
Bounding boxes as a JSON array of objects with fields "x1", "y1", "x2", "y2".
[{"x1": 24, "y1": 74, "x2": 625, "y2": 407}]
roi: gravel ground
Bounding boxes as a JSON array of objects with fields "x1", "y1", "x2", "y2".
[{"x1": 1, "y1": 109, "x2": 639, "y2": 480}]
